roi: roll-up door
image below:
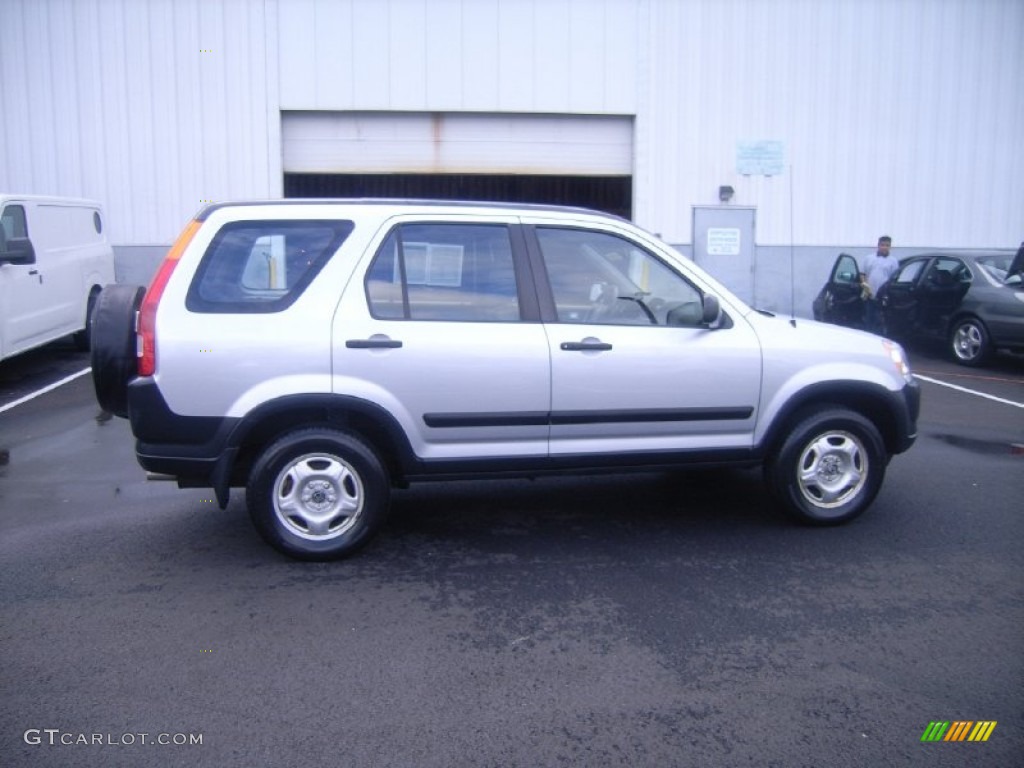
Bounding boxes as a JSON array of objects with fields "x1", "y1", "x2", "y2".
[{"x1": 281, "y1": 112, "x2": 633, "y2": 218}]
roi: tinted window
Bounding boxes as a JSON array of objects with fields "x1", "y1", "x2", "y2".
[
  {"x1": 536, "y1": 227, "x2": 704, "y2": 326},
  {"x1": 975, "y1": 254, "x2": 1013, "y2": 283},
  {"x1": 0, "y1": 205, "x2": 28, "y2": 241},
  {"x1": 924, "y1": 256, "x2": 970, "y2": 286},
  {"x1": 186, "y1": 220, "x2": 352, "y2": 313},
  {"x1": 833, "y1": 254, "x2": 860, "y2": 285},
  {"x1": 365, "y1": 223, "x2": 520, "y2": 322},
  {"x1": 893, "y1": 260, "x2": 925, "y2": 284}
]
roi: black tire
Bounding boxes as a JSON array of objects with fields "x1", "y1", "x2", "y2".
[
  {"x1": 247, "y1": 429, "x2": 390, "y2": 560},
  {"x1": 73, "y1": 288, "x2": 101, "y2": 351},
  {"x1": 765, "y1": 407, "x2": 886, "y2": 526},
  {"x1": 90, "y1": 284, "x2": 145, "y2": 417},
  {"x1": 949, "y1": 316, "x2": 991, "y2": 367}
]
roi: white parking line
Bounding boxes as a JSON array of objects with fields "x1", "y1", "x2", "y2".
[
  {"x1": 3, "y1": 368, "x2": 1021, "y2": 419},
  {"x1": 914, "y1": 368, "x2": 1024, "y2": 385},
  {"x1": 0, "y1": 368, "x2": 92, "y2": 415},
  {"x1": 914, "y1": 374, "x2": 1024, "y2": 409}
]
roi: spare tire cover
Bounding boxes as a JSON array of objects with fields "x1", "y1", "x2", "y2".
[{"x1": 90, "y1": 284, "x2": 145, "y2": 418}]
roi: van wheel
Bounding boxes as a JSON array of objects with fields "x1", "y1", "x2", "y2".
[
  {"x1": 73, "y1": 288, "x2": 101, "y2": 351},
  {"x1": 766, "y1": 407, "x2": 886, "y2": 525},
  {"x1": 90, "y1": 284, "x2": 145, "y2": 417},
  {"x1": 247, "y1": 429, "x2": 390, "y2": 560}
]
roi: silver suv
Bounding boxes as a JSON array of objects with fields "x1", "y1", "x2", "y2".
[{"x1": 91, "y1": 200, "x2": 920, "y2": 560}]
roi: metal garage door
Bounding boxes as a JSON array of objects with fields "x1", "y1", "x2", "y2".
[{"x1": 281, "y1": 112, "x2": 634, "y2": 218}]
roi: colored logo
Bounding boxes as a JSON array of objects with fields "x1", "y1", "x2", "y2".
[{"x1": 921, "y1": 721, "x2": 997, "y2": 742}]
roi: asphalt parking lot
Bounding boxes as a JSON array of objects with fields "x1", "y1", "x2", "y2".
[{"x1": 1, "y1": 339, "x2": 1022, "y2": 767}]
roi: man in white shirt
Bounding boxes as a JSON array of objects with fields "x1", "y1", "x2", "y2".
[{"x1": 861, "y1": 235, "x2": 898, "y2": 334}]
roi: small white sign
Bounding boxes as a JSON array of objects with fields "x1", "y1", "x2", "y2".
[
  {"x1": 707, "y1": 228, "x2": 741, "y2": 256},
  {"x1": 737, "y1": 140, "x2": 785, "y2": 176}
]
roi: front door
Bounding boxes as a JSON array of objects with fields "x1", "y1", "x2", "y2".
[
  {"x1": 816, "y1": 252, "x2": 865, "y2": 328},
  {"x1": 0, "y1": 203, "x2": 52, "y2": 356},
  {"x1": 528, "y1": 224, "x2": 762, "y2": 457}
]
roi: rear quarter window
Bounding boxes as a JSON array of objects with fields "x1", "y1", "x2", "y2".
[{"x1": 186, "y1": 220, "x2": 353, "y2": 313}]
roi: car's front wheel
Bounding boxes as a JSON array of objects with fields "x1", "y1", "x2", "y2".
[
  {"x1": 247, "y1": 429, "x2": 390, "y2": 560},
  {"x1": 766, "y1": 407, "x2": 886, "y2": 525},
  {"x1": 950, "y1": 316, "x2": 991, "y2": 367}
]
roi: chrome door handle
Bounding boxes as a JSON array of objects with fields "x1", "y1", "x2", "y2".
[
  {"x1": 346, "y1": 338, "x2": 403, "y2": 349},
  {"x1": 560, "y1": 341, "x2": 612, "y2": 351}
]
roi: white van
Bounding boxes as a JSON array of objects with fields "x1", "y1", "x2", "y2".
[{"x1": 0, "y1": 195, "x2": 115, "y2": 361}]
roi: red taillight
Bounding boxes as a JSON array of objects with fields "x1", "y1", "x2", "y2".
[{"x1": 138, "y1": 220, "x2": 201, "y2": 376}]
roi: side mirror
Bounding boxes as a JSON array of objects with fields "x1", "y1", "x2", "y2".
[
  {"x1": 0, "y1": 237, "x2": 36, "y2": 266},
  {"x1": 666, "y1": 294, "x2": 723, "y2": 328}
]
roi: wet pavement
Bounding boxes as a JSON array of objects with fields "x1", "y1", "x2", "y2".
[{"x1": 0, "y1": 339, "x2": 1022, "y2": 767}]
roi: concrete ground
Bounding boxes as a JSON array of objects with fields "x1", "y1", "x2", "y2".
[{"x1": 0, "y1": 341, "x2": 1021, "y2": 767}]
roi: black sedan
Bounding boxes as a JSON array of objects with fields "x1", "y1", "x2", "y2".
[{"x1": 814, "y1": 249, "x2": 1024, "y2": 366}]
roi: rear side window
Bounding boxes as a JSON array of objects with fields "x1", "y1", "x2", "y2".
[
  {"x1": 365, "y1": 223, "x2": 520, "y2": 322},
  {"x1": 186, "y1": 220, "x2": 353, "y2": 313},
  {"x1": 924, "y1": 256, "x2": 971, "y2": 285}
]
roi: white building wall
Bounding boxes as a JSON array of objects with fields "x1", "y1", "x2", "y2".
[
  {"x1": 0, "y1": 0, "x2": 1021, "y2": 256},
  {"x1": 277, "y1": 0, "x2": 639, "y2": 115},
  {"x1": 639, "y1": 0, "x2": 1024, "y2": 247},
  {"x1": 0, "y1": 0, "x2": 280, "y2": 248}
]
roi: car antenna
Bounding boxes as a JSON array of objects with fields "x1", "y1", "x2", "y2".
[{"x1": 789, "y1": 162, "x2": 797, "y2": 327}]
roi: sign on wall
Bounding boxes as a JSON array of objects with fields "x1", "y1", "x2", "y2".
[
  {"x1": 737, "y1": 141, "x2": 785, "y2": 176},
  {"x1": 707, "y1": 227, "x2": 741, "y2": 256}
]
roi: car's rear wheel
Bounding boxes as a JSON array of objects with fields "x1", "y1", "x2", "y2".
[
  {"x1": 766, "y1": 407, "x2": 886, "y2": 525},
  {"x1": 90, "y1": 284, "x2": 145, "y2": 417},
  {"x1": 950, "y1": 316, "x2": 991, "y2": 367},
  {"x1": 247, "y1": 429, "x2": 390, "y2": 560}
]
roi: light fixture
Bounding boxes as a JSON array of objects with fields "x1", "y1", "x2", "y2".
[{"x1": 718, "y1": 185, "x2": 735, "y2": 203}]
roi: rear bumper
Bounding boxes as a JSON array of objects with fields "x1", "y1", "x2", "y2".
[{"x1": 127, "y1": 378, "x2": 236, "y2": 480}]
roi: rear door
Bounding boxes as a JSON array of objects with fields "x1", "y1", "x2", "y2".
[
  {"x1": 526, "y1": 222, "x2": 762, "y2": 457},
  {"x1": 333, "y1": 215, "x2": 551, "y2": 462},
  {"x1": 916, "y1": 256, "x2": 971, "y2": 337},
  {"x1": 880, "y1": 257, "x2": 929, "y2": 338}
]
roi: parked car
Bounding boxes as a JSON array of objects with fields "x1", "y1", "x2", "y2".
[
  {"x1": 814, "y1": 249, "x2": 1024, "y2": 366},
  {"x1": 90, "y1": 200, "x2": 919, "y2": 560},
  {"x1": 0, "y1": 195, "x2": 115, "y2": 361}
]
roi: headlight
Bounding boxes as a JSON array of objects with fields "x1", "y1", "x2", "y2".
[{"x1": 883, "y1": 340, "x2": 913, "y2": 380}]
